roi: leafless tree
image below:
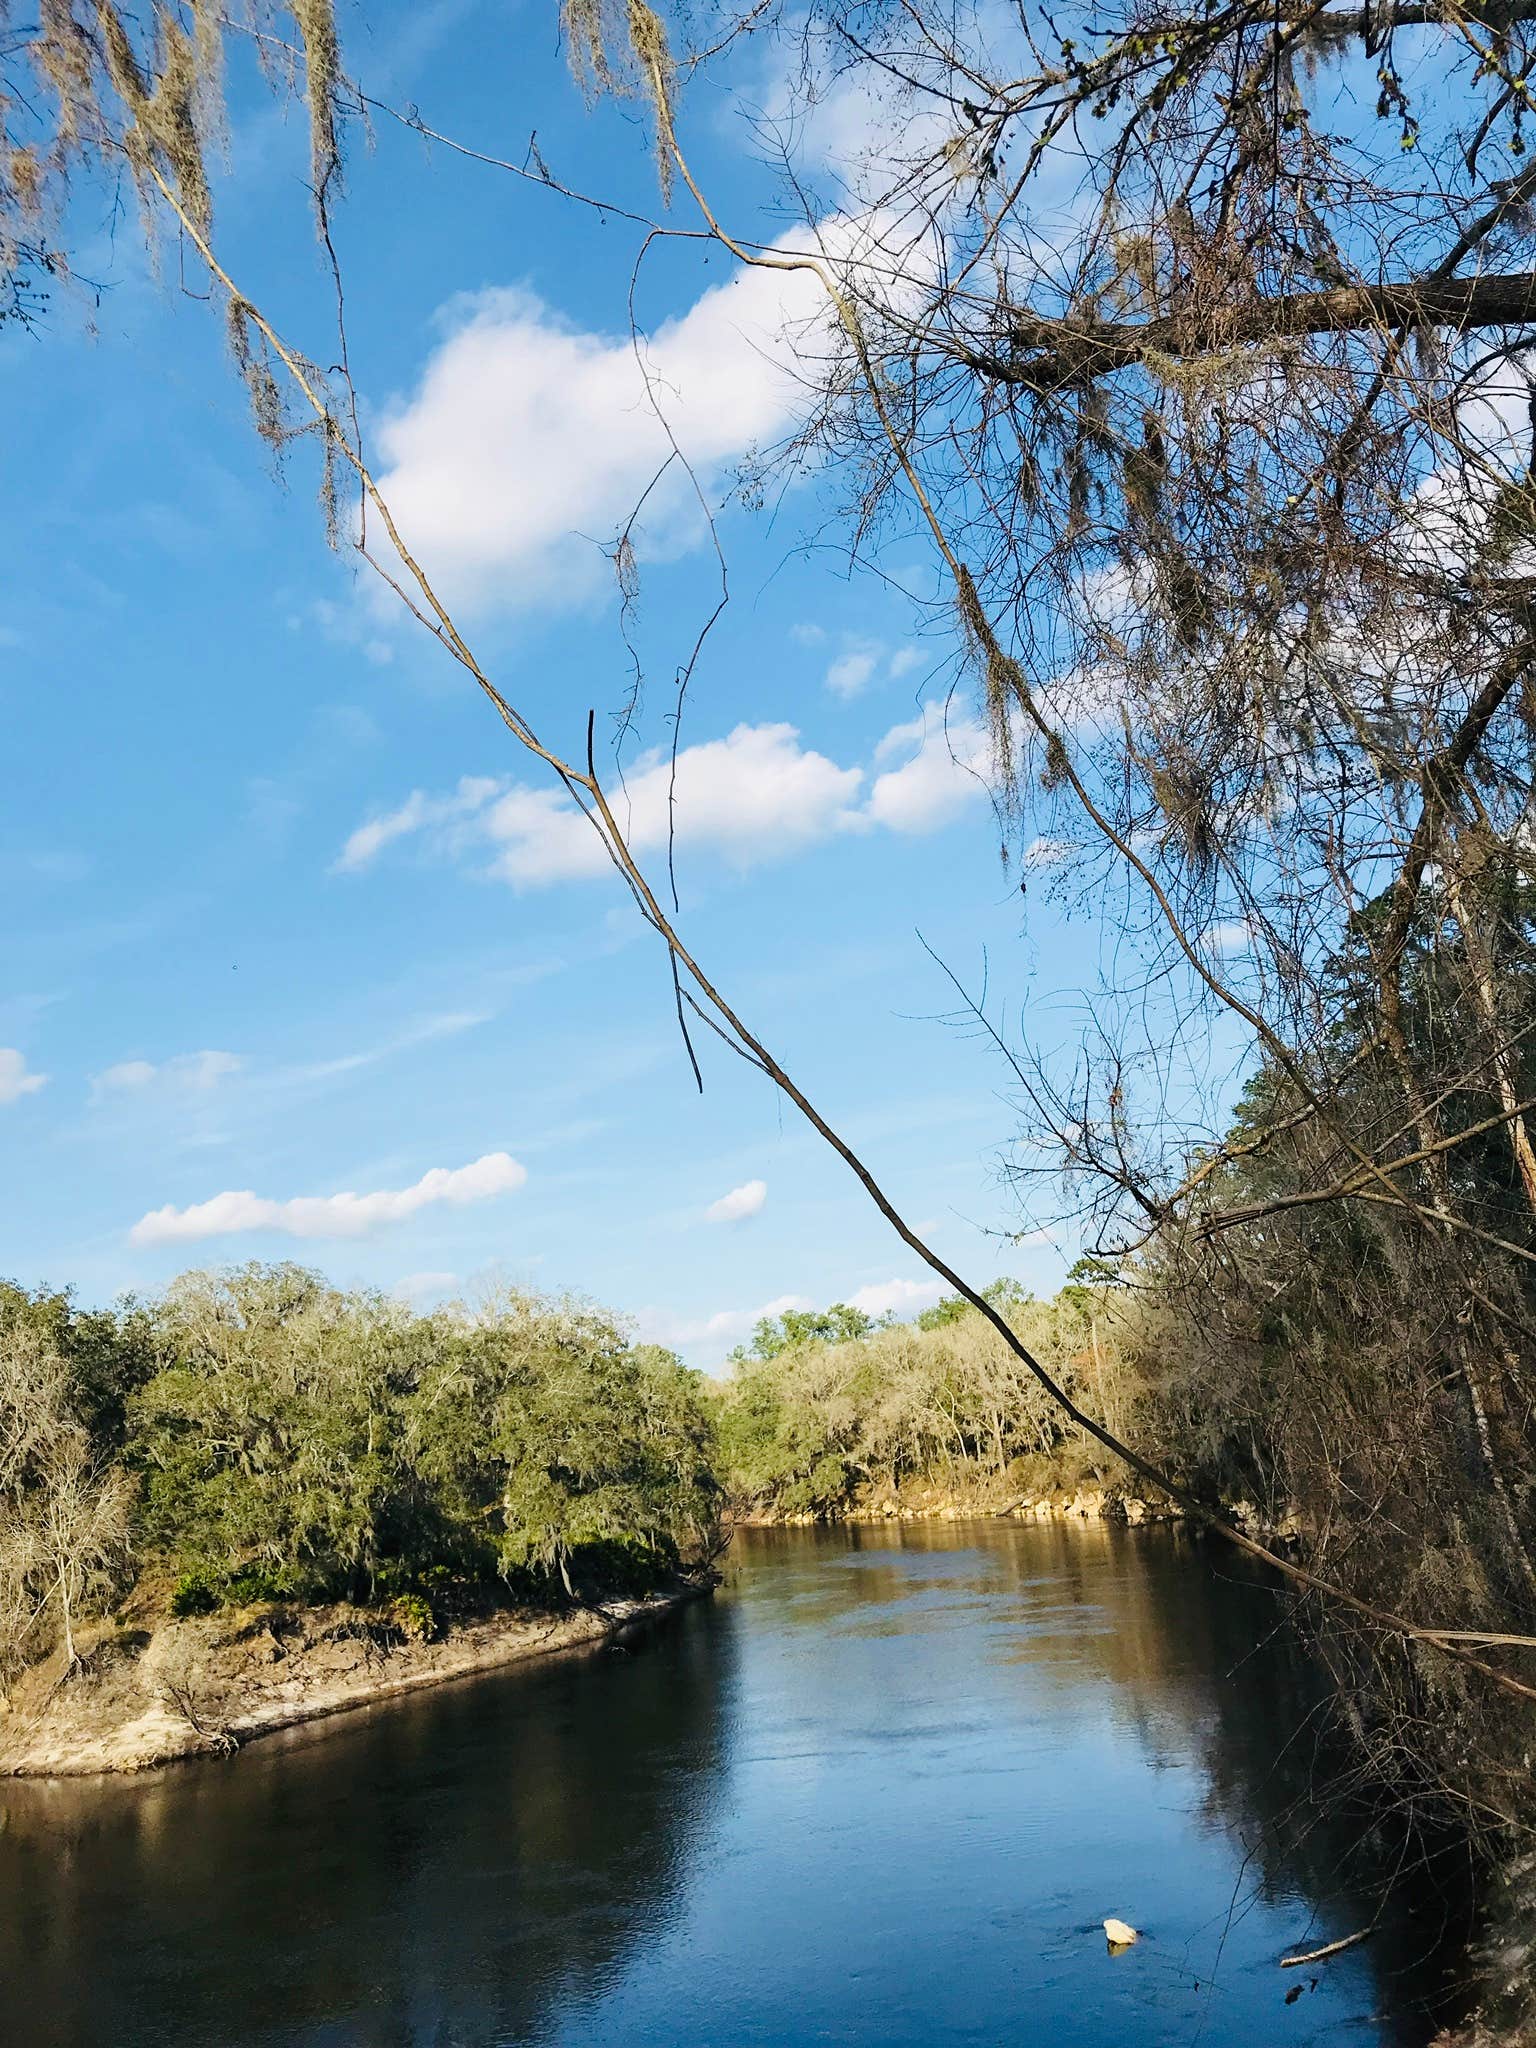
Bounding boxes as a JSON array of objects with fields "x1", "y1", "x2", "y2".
[{"x1": 0, "y1": 1323, "x2": 130, "y2": 1674}]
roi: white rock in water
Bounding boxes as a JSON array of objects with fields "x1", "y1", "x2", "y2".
[{"x1": 1103, "y1": 1918, "x2": 1140, "y2": 1948}]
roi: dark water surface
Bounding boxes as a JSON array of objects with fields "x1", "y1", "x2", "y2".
[{"x1": 0, "y1": 1522, "x2": 1472, "y2": 2047}]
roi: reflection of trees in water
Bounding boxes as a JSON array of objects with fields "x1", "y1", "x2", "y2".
[
  {"x1": 991, "y1": 1520, "x2": 1476, "y2": 2040},
  {"x1": 745, "y1": 1518, "x2": 1471, "y2": 2043},
  {"x1": 0, "y1": 1608, "x2": 733, "y2": 2048}
]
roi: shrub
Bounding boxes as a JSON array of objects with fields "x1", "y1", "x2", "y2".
[
  {"x1": 222, "y1": 1563, "x2": 310, "y2": 1607},
  {"x1": 386, "y1": 1592, "x2": 435, "y2": 1641},
  {"x1": 168, "y1": 1569, "x2": 220, "y2": 1618}
]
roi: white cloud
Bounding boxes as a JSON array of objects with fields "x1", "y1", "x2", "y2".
[
  {"x1": 822, "y1": 641, "x2": 926, "y2": 697},
  {"x1": 130, "y1": 1151, "x2": 527, "y2": 1246},
  {"x1": 372, "y1": 237, "x2": 843, "y2": 617},
  {"x1": 493, "y1": 724, "x2": 866, "y2": 885},
  {"x1": 826, "y1": 650, "x2": 878, "y2": 698},
  {"x1": 846, "y1": 1275, "x2": 946, "y2": 1317},
  {"x1": 93, "y1": 1050, "x2": 243, "y2": 1099},
  {"x1": 340, "y1": 723, "x2": 868, "y2": 887},
  {"x1": 864, "y1": 714, "x2": 993, "y2": 833},
  {"x1": 341, "y1": 711, "x2": 1004, "y2": 889},
  {"x1": 636, "y1": 1291, "x2": 813, "y2": 1353},
  {"x1": 1205, "y1": 919, "x2": 1253, "y2": 957},
  {"x1": 335, "y1": 778, "x2": 500, "y2": 875},
  {"x1": 1024, "y1": 835, "x2": 1075, "y2": 868},
  {"x1": 706, "y1": 1177, "x2": 768, "y2": 1223},
  {"x1": 0, "y1": 1048, "x2": 46, "y2": 1106}
]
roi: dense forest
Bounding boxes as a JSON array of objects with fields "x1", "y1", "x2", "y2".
[
  {"x1": 3, "y1": 1258, "x2": 1121, "y2": 1684},
  {"x1": 0, "y1": 1265, "x2": 721, "y2": 1680},
  {"x1": 715, "y1": 1276, "x2": 1134, "y2": 1519}
]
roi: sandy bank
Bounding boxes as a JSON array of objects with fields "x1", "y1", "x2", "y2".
[
  {"x1": 732, "y1": 1484, "x2": 1304, "y2": 1542},
  {"x1": 0, "y1": 1581, "x2": 712, "y2": 1780},
  {"x1": 732, "y1": 1484, "x2": 1181, "y2": 1528}
]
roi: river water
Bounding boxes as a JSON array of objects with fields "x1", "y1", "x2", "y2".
[{"x1": 0, "y1": 1521, "x2": 1472, "y2": 2046}]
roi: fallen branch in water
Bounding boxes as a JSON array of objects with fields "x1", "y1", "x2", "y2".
[{"x1": 1281, "y1": 1927, "x2": 1375, "y2": 1968}]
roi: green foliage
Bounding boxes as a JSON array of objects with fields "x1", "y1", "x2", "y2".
[
  {"x1": 386, "y1": 1593, "x2": 435, "y2": 1642},
  {"x1": 168, "y1": 1570, "x2": 220, "y2": 1619},
  {"x1": 916, "y1": 1277, "x2": 1032, "y2": 1329},
  {"x1": 730, "y1": 1302, "x2": 878, "y2": 1362},
  {"x1": 126, "y1": 1267, "x2": 721, "y2": 1616},
  {"x1": 715, "y1": 1284, "x2": 1133, "y2": 1516},
  {"x1": 0, "y1": 1263, "x2": 723, "y2": 1672}
]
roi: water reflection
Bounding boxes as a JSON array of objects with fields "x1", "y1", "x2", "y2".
[
  {"x1": 0, "y1": 1608, "x2": 730, "y2": 2046},
  {"x1": 0, "y1": 1524, "x2": 1470, "y2": 2047}
]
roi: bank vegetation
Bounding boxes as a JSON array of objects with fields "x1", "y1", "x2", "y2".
[{"x1": 0, "y1": 1262, "x2": 720, "y2": 1767}]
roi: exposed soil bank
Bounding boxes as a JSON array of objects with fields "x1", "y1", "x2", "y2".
[
  {"x1": 731, "y1": 1482, "x2": 1157, "y2": 1527},
  {"x1": 732, "y1": 1481, "x2": 1306, "y2": 1546},
  {"x1": 0, "y1": 1580, "x2": 713, "y2": 1779}
]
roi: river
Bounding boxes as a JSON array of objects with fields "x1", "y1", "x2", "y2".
[{"x1": 0, "y1": 1521, "x2": 1473, "y2": 2046}]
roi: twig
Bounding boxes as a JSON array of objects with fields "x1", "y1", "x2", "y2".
[{"x1": 1280, "y1": 1926, "x2": 1375, "y2": 1967}]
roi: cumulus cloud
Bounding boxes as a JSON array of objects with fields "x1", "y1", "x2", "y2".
[
  {"x1": 340, "y1": 723, "x2": 866, "y2": 886},
  {"x1": 371, "y1": 234, "x2": 853, "y2": 616},
  {"x1": 93, "y1": 1050, "x2": 243, "y2": 1099},
  {"x1": 340, "y1": 713, "x2": 996, "y2": 888},
  {"x1": 131, "y1": 1152, "x2": 526, "y2": 1246},
  {"x1": 864, "y1": 714, "x2": 993, "y2": 833},
  {"x1": 0, "y1": 1048, "x2": 46, "y2": 1106},
  {"x1": 846, "y1": 1275, "x2": 947, "y2": 1317},
  {"x1": 497, "y1": 723, "x2": 866, "y2": 886},
  {"x1": 706, "y1": 1177, "x2": 768, "y2": 1224}
]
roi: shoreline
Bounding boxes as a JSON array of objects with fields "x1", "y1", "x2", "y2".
[
  {"x1": 0, "y1": 1579, "x2": 713, "y2": 1782},
  {"x1": 731, "y1": 1484, "x2": 1177, "y2": 1529},
  {"x1": 731, "y1": 1484, "x2": 1302, "y2": 1545}
]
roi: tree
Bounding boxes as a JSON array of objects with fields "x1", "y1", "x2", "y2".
[
  {"x1": 129, "y1": 1269, "x2": 721, "y2": 1610},
  {"x1": 0, "y1": 1319, "x2": 131, "y2": 1673}
]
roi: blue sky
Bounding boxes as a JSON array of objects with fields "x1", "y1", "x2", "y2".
[{"x1": 0, "y1": 0, "x2": 1231, "y2": 1363}]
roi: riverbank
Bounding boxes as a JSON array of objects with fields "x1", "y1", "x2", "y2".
[
  {"x1": 731, "y1": 1481, "x2": 1158, "y2": 1527},
  {"x1": 0, "y1": 1580, "x2": 712, "y2": 1778},
  {"x1": 731, "y1": 1481, "x2": 1314, "y2": 1549}
]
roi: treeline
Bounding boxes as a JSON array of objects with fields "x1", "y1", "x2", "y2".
[
  {"x1": 712, "y1": 1275, "x2": 1136, "y2": 1518},
  {"x1": 0, "y1": 1264, "x2": 719, "y2": 1679}
]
